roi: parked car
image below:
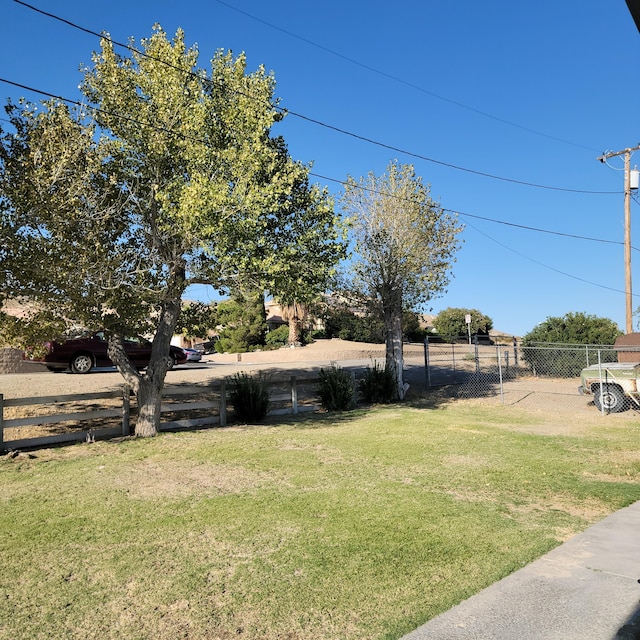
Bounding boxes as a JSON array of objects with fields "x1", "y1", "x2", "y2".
[
  {"x1": 578, "y1": 362, "x2": 638, "y2": 413},
  {"x1": 24, "y1": 331, "x2": 188, "y2": 374},
  {"x1": 184, "y1": 348, "x2": 202, "y2": 363},
  {"x1": 194, "y1": 338, "x2": 219, "y2": 354}
]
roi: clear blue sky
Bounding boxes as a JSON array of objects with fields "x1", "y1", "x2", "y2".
[{"x1": 2, "y1": 0, "x2": 640, "y2": 336}]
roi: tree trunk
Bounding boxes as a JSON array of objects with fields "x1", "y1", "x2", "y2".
[
  {"x1": 135, "y1": 376, "x2": 163, "y2": 437},
  {"x1": 288, "y1": 318, "x2": 300, "y2": 345},
  {"x1": 107, "y1": 281, "x2": 183, "y2": 437},
  {"x1": 384, "y1": 307, "x2": 406, "y2": 400}
]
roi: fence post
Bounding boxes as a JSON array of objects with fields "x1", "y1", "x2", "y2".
[
  {"x1": 424, "y1": 337, "x2": 431, "y2": 388},
  {"x1": 291, "y1": 376, "x2": 298, "y2": 415},
  {"x1": 219, "y1": 380, "x2": 227, "y2": 427},
  {"x1": 451, "y1": 342, "x2": 457, "y2": 383},
  {"x1": 351, "y1": 371, "x2": 358, "y2": 406},
  {"x1": 122, "y1": 385, "x2": 131, "y2": 436},
  {"x1": 597, "y1": 349, "x2": 605, "y2": 415},
  {"x1": 497, "y1": 345, "x2": 505, "y2": 404},
  {"x1": 474, "y1": 335, "x2": 480, "y2": 375},
  {"x1": 586, "y1": 345, "x2": 590, "y2": 368},
  {"x1": 0, "y1": 394, "x2": 4, "y2": 453}
]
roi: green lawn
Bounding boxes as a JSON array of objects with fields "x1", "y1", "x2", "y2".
[{"x1": 1, "y1": 401, "x2": 639, "y2": 639}]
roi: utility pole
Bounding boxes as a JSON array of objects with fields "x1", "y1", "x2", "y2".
[{"x1": 597, "y1": 145, "x2": 640, "y2": 334}]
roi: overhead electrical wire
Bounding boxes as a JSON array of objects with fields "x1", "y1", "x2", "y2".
[
  {"x1": 0, "y1": 75, "x2": 629, "y2": 253},
  {"x1": 0, "y1": 75, "x2": 633, "y2": 299},
  {"x1": 3, "y1": 3, "x2": 635, "y2": 299},
  {"x1": 212, "y1": 0, "x2": 600, "y2": 154},
  {"x1": 10, "y1": 0, "x2": 620, "y2": 196},
  {"x1": 309, "y1": 170, "x2": 640, "y2": 252},
  {"x1": 464, "y1": 219, "x2": 639, "y2": 299}
]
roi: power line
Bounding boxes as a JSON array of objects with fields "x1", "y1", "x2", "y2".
[
  {"x1": 311, "y1": 171, "x2": 638, "y2": 250},
  {"x1": 0, "y1": 75, "x2": 629, "y2": 254},
  {"x1": 464, "y1": 219, "x2": 639, "y2": 299},
  {"x1": 1, "y1": 78, "x2": 633, "y2": 300},
  {"x1": 10, "y1": 0, "x2": 620, "y2": 196},
  {"x1": 212, "y1": 0, "x2": 600, "y2": 154}
]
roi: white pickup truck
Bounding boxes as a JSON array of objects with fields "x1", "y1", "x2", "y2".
[{"x1": 578, "y1": 363, "x2": 640, "y2": 413}]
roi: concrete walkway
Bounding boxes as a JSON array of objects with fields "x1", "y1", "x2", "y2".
[{"x1": 402, "y1": 501, "x2": 640, "y2": 640}]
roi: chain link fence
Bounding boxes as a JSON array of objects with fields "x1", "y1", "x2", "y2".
[{"x1": 422, "y1": 337, "x2": 628, "y2": 415}]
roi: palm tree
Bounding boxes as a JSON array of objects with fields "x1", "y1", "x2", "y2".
[{"x1": 280, "y1": 301, "x2": 308, "y2": 346}]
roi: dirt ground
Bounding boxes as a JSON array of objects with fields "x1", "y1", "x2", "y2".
[
  {"x1": 1, "y1": 339, "x2": 636, "y2": 440},
  {"x1": 0, "y1": 339, "x2": 424, "y2": 399}
]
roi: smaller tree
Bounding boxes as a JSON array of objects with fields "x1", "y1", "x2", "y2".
[
  {"x1": 433, "y1": 308, "x2": 493, "y2": 342},
  {"x1": 215, "y1": 292, "x2": 267, "y2": 353},
  {"x1": 341, "y1": 161, "x2": 463, "y2": 398},
  {"x1": 402, "y1": 310, "x2": 427, "y2": 342},
  {"x1": 280, "y1": 301, "x2": 309, "y2": 346},
  {"x1": 319, "y1": 301, "x2": 384, "y2": 343}
]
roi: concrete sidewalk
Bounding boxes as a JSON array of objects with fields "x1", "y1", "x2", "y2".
[{"x1": 402, "y1": 501, "x2": 640, "y2": 640}]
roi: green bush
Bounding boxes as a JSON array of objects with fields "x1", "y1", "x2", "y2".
[
  {"x1": 521, "y1": 312, "x2": 621, "y2": 378},
  {"x1": 358, "y1": 361, "x2": 396, "y2": 404},
  {"x1": 228, "y1": 372, "x2": 270, "y2": 423},
  {"x1": 322, "y1": 307, "x2": 384, "y2": 343},
  {"x1": 265, "y1": 325, "x2": 290, "y2": 347},
  {"x1": 318, "y1": 364, "x2": 355, "y2": 411}
]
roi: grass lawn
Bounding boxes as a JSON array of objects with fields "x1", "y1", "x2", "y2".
[{"x1": 1, "y1": 400, "x2": 639, "y2": 639}]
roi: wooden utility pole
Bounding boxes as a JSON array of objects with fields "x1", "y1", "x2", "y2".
[{"x1": 597, "y1": 145, "x2": 640, "y2": 334}]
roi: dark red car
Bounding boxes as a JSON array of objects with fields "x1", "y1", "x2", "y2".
[{"x1": 25, "y1": 331, "x2": 188, "y2": 374}]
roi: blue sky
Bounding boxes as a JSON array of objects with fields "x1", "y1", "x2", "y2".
[{"x1": 2, "y1": 0, "x2": 640, "y2": 336}]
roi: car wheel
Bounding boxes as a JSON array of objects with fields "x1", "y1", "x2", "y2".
[
  {"x1": 167, "y1": 354, "x2": 176, "y2": 370},
  {"x1": 70, "y1": 352, "x2": 94, "y2": 374},
  {"x1": 593, "y1": 384, "x2": 627, "y2": 413}
]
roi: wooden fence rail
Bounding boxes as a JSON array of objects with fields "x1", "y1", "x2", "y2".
[{"x1": 0, "y1": 375, "x2": 322, "y2": 452}]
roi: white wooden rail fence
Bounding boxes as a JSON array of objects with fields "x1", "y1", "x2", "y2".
[{"x1": 0, "y1": 375, "x2": 320, "y2": 452}]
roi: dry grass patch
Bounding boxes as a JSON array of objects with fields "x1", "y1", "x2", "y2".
[{"x1": 112, "y1": 460, "x2": 279, "y2": 499}]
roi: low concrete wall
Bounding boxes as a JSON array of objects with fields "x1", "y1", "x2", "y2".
[{"x1": 0, "y1": 348, "x2": 44, "y2": 374}]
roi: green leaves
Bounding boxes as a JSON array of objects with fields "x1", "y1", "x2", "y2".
[
  {"x1": 341, "y1": 161, "x2": 463, "y2": 312},
  {"x1": 523, "y1": 312, "x2": 622, "y2": 345},
  {"x1": 1, "y1": 25, "x2": 347, "y2": 433},
  {"x1": 433, "y1": 307, "x2": 494, "y2": 342},
  {"x1": 1, "y1": 26, "x2": 345, "y2": 344}
]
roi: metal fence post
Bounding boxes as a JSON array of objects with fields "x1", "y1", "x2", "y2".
[
  {"x1": 596, "y1": 349, "x2": 606, "y2": 415},
  {"x1": 497, "y1": 345, "x2": 505, "y2": 404},
  {"x1": 474, "y1": 335, "x2": 480, "y2": 375},
  {"x1": 451, "y1": 342, "x2": 457, "y2": 383},
  {"x1": 424, "y1": 337, "x2": 431, "y2": 388}
]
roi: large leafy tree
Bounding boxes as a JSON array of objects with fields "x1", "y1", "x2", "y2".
[
  {"x1": 341, "y1": 160, "x2": 463, "y2": 399},
  {"x1": 433, "y1": 307, "x2": 493, "y2": 342},
  {"x1": 0, "y1": 26, "x2": 346, "y2": 435}
]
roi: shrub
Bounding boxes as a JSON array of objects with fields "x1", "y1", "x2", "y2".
[
  {"x1": 228, "y1": 372, "x2": 270, "y2": 423},
  {"x1": 318, "y1": 364, "x2": 355, "y2": 411},
  {"x1": 265, "y1": 325, "x2": 290, "y2": 348},
  {"x1": 358, "y1": 361, "x2": 396, "y2": 404},
  {"x1": 521, "y1": 312, "x2": 621, "y2": 377}
]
